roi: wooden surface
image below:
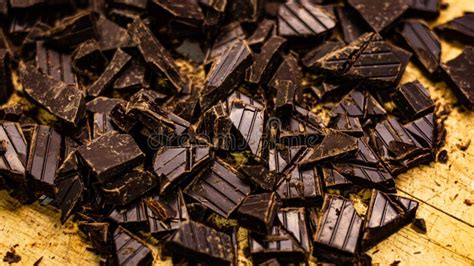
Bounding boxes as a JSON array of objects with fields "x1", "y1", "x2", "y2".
[{"x1": 1, "y1": 1, "x2": 474, "y2": 265}]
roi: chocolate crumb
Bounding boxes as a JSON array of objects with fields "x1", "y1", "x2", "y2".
[
  {"x1": 3, "y1": 249, "x2": 21, "y2": 264},
  {"x1": 464, "y1": 199, "x2": 473, "y2": 206},
  {"x1": 437, "y1": 150, "x2": 448, "y2": 163},
  {"x1": 33, "y1": 256, "x2": 43, "y2": 266},
  {"x1": 412, "y1": 218, "x2": 427, "y2": 234},
  {"x1": 457, "y1": 140, "x2": 471, "y2": 151},
  {"x1": 390, "y1": 260, "x2": 401, "y2": 266}
]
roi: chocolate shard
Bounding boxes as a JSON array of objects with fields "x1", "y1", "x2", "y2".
[
  {"x1": 321, "y1": 167, "x2": 352, "y2": 189},
  {"x1": 435, "y1": 13, "x2": 474, "y2": 44},
  {"x1": 390, "y1": 42, "x2": 413, "y2": 85},
  {"x1": 201, "y1": 41, "x2": 253, "y2": 110},
  {"x1": 277, "y1": 0, "x2": 336, "y2": 38},
  {"x1": 96, "y1": 16, "x2": 133, "y2": 53},
  {"x1": 228, "y1": 0, "x2": 261, "y2": 23},
  {"x1": 147, "y1": 189, "x2": 189, "y2": 238},
  {"x1": 388, "y1": 194, "x2": 419, "y2": 220},
  {"x1": 276, "y1": 164, "x2": 324, "y2": 207},
  {"x1": 246, "y1": 36, "x2": 286, "y2": 85},
  {"x1": 101, "y1": 168, "x2": 158, "y2": 206},
  {"x1": 393, "y1": 81, "x2": 435, "y2": 120},
  {"x1": 328, "y1": 115, "x2": 364, "y2": 137},
  {"x1": 331, "y1": 88, "x2": 386, "y2": 121},
  {"x1": 406, "y1": 0, "x2": 440, "y2": 16},
  {"x1": 128, "y1": 18, "x2": 189, "y2": 93},
  {"x1": 226, "y1": 90, "x2": 265, "y2": 111},
  {"x1": 77, "y1": 132, "x2": 144, "y2": 182},
  {"x1": 20, "y1": 63, "x2": 85, "y2": 126},
  {"x1": 77, "y1": 221, "x2": 110, "y2": 254},
  {"x1": 300, "y1": 131, "x2": 358, "y2": 165},
  {"x1": 0, "y1": 122, "x2": 28, "y2": 183},
  {"x1": 313, "y1": 195, "x2": 363, "y2": 257},
  {"x1": 113, "y1": 58, "x2": 148, "y2": 91},
  {"x1": 150, "y1": 0, "x2": 204, "y2": 28},
  {"x1": 195, "y1": 102, "x2": 233, "y2": 150},
  {"x1": 334, "y1": 163, "x2": 396, "y2": 192},
  {"x1": 0, "y1": 49, "x2": 12, "y2": 103},
  {"x1": 71, "y1": 39, "x2": 108, "y2": 81},
  {"x1": 86, "y1": 97, "x2": 125, "y2": 114},
  {"x1": 45, "y1": 10, "x2": 99, "y2": 48},
  {"x1": 397, "y1": 20, "x2": 441, "y2": 74},
  {"x1": 108, "y1": 200, "x2": 149, "y2": 226},
  {"x1": 348, "y1": 0, "x2": 408, "y2": 32},
  {"x1": 229, "y1": 101, "x2": 265, "y2": 156},
  {"x1": 236, "y1": 192, "x2": 282, "y2": 235},
  {"x1": 404, "y1": 113, "x2": 435, "y2": 149},
  {"x1": 277, "y1": 208, "x2": 310, "y2": 254},
  {"x1": 268, "y1": 145, "x2": 308, "y2": 175},
  {"x1": 349, "y1": 138, "x2": 380, "y2": 166},
  {"x1": 335, "y1": 5, "x2": 370, "y2": 44},
  {"x1": 110, "y1": 0, "x2": 148, "y2": 9},
  {"x1": 27, "y1": 125, "x2": 62, "y2": 197},
  {"x1": 270, "y1": 53, "x2": 301, "y2": 114},
  {"x1": 278, "y1": 114, "x2": 325, "y2": 146},
  {"x1": 204, "y1": 22, "x2": 246, "y2": 65},
  {"x1": 110, "y1": 102, "x2": 138, "y2": 133},
  {"x1": 113, "y1": 226, "x2": 153, "y2": 266},
  {"x1": 163, "y1": 220, "x2": 234, "y2": 265},
  {"x1": 442, "y1": 47, "x2": 474, "y2": 110},
  {"x1": 87, "y1": 48, "x2": 132, "y2": 97},
  {"x1": 35, "y1": 41, "x2": 76, "y2": 86},
  {"x1": 153, "y1": 145, "x2": 211, "y2": 193},
  {"x1": 239, "y1": 164, "x2": 282, "y2": 191},
  {"x1": 302, "y1": 41, "x2": 345, "y2": 70},
  {"x1": 247, "y1": 19, "x2": 276, "y2": 48},
  {"x1": 184, "y1": 159, "x2": 252, "y2": 218}
]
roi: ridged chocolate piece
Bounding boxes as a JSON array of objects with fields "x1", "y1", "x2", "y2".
[
  {"x1": 334, "y1": 163, "x2": 395, "y2": 192},
  {"x1": 398, "y1": 20, "x2": 441, "y2": 74},
  {"x1": 0, "y1": 122, "x2": 28, "y2": 182},
  {"x1": 350, "y1": 138, "x2": 380, "y2": 166},
  {"x1": 279, "y1": 114, "x2": 325, "y2": 146},
  {"x1": 201, "y1": 41, "x2": 253, "y2": 110},
  {"x1": 147, "y1": 189, "x2": 188, "y2": 238},
  {"x1": 77, "y1": 132, "x2": 144, "y2": 182},
  {"x1": 113, "y1": 226, "x2": 153, "y2": 266},
  {"x1": 27, "y1": 125, "x2": 62, "y2": 197},
  {"x1": 328, "y1": 115, "x2": 363, "y2": 137},
  {"x1": 442, "y1": 47, "x2": 474, "y2": 110},
  {"x1": 321, "y1": 167, "x2": 352, "y2": 188},
  {"x1": 300, "y1": 131, "x2": 358, "y2": 165},
  {"x1": 268, "y1": 145, "x2": 307, "y2": 175},
  {"x1": 313, "y1": 194, "x2": 363, "y2": 255},
  {"x1": 36, "y1": 41, "x2": 76, "y2": 86},
  {"x1": 71, "y1": 39, "x2": 107, "y2": 81},
  {"x1": 236, "y1": 192, "x2": 282, "y2": 234},
  {"x1": 393, "y1": 80, "x2": 435, "y2": 119},
  {"x1": 435, "y1": 13, "x2": 474, "y2": 44},
  {"x1": 20, "y1": 63, "x2": 85, "y2": 126},
  {"x1": 205, "y1": 22, "x2": 245, "y2": 64},
  {"x1": 239, "y1": 164, "x2": 282, "y2": 191},
  {"x1": 226, "y1": 90, "x2": 265, "y2": 111},
  {"x1": 184, "y1": 159, "x2": 252, "y2": 218},
  {"x1": 302, "y1": 41, "x2": 344, "y2": 69},
  {"x1": 164, "y1": 220, "x2": 234, "y2": 265},
  {"x1": 153, "y1": 145, "x2": 211, "y2": 193},
  {"x1": 87, "y1": 49, "x2": 131, "y2": 97},
  {"x1": 388, "y1": 194, "x2": 419, "y2": 220},
  {"x1": 335, "y1": 6, "x2": 370, "y2": 44},
  {"x1": 277, "y1": 0, "x2": 336, "y2": 38},
  {"x1": 45, "y1": 11, "x2": 98, "y2": 48},
  {"x1": 247, "y1": 19, "x2": 275, "y2": 47},
  {"x1": 331, "y1": 88, "x2": 386, "y2": 120},
  {"x1": 128, "y1": 19, "x2": 188, "y2": 93},
  {"x1": 406, "y1": 0, "x2": 439, "y2": 16},
  {"x1": 246, "y1": 36, "x2": 286, "y2": 85},
  {"x1": 404, "y1": 113, "x2": 435, "y2": 149},
  {"x1": 277, "y1": 208, "x2": 310, "y2": 253},
  {"x1": 229, "y1": 101, "x2": 265, "y2": 156},
  {"x1": 276, "y1": 164, "x2": 324, "y2": 206},
  {"x1": 348, "y1": 0, "x2": 408, "y2": 32},
  {"x1": 109, "y1": 200, "x2": 149, "y2": 225}
]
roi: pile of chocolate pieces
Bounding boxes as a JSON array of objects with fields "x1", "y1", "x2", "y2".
[{"x1": 0, "y1": 0, "x2": 472, "y2": 265}]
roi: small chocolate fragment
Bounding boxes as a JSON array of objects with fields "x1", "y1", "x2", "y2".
[
  {"x1": 321, "y1": 167, "x2": 352, "y2": 189},
  {"x1": 397, "y1": 20, "x2": 441, "y2": 74},
  {"x1": 328, "y1": 115, "x2": 364, "y2": 137},
  {"x1": 277, "y1": 0, "x2": 336, "y2": 38},
  {"x1": 184, "y1": 159, "x2": 252, "y2": 218},
  {"x1": 300, "y1": 131, "x2": 358, "y2": 165},
  {"x1": 110, "y1": 102, "x2": 137, "y2": 133},
  {"x1": 77, "y1": 221, "x2": 110, "y2": 254},
  {"x1": 113, "y1": 226, "x2": 153, "y2": 266},
  {"x1": 334, "y1": 163, "x2": 396, "y2": 192},
  {"x1": 268, "y1": 145, "x2": 307, "y2": 175},
  {"x1": 404, "y1": 113, "x2": 435, "y2": 149},
  {"x1": 335, "y1": 6, "x2": 370, "y2": 43},
  {"x1": 437, "y1": 150, "x2": 448, "y2": 163},
  {"x1": 302, "y1": 41, "x2": 344, "y2": 70},
  {"x1": 239, "y1": 164, "x2": 282, "y2": 191},
  {"x1": 270, "y1": 53, "x2": 301, "y2": 114},
  {"x1": 278, "y1": 115, "x2": 325, "y2": 146},
  {"x1": 411, "y1": 218, "x2": 427, "y2": 233},
  {"x1": 228, "y1": 0, "x2": 261, "y2": 23},
  {"x1": 247, "y1": 19, "x2": 276, "y2": 48},
  {"x1": 86, "y1": 97, "x2": 125, "y2": 114},
  {"x1": 229, "y1": 101, "x2": 265, "y2": 156},
  {"x1": 20, "y1": 63, "x2": 86, "y2": 126},
  {"x1": 71, "y1": 39, "x2": 108, "y2": 81},
  {"x1": 77, "y1": 132, "x2": 144, "y2": 182},
  {"x1": 348, "y1": 0, "x2": 408, "y2": 32},
  {"x1": 442, "y1": 47, "x2": 474, "y2": 110},
  {"x1": 150, "y1": 0, "x2": 204, "y2": 28},
  {"x1": 113, "y1": 58, "x2": 148, "y2": 91},
  {"x1": 45, "y1": 11, "x2": 98, "y2": 48},
  {"x1": 331, "y1": 89, "x2": 386, "y2": 121},
  {"x1": 153, "y1": 145, "x2": 211, "y2": 193},
  {"x1": 164, "y1": 220, "x2": 234, "y2": 265},
  {"x1": 393, "y1": 81, "x2": 434, "y2": 120},
  {"x1": 276, "y1": 164, "x2": 324, "y2": 207},
  {"x1": 0, "y1": 122, "x2": 28, "y2": 183},
  {"x1": 236, "y1": 192, "x2": 281, "y2": 235},
  {"x1": 0, "y1": 49, "x2": 12, "y2": 103},
  {"x1": 96, "y1": 16, "x2": 133, "y2": 53},
  {"x1": 55, "y1": 155, "x2": 84, "y2": 224},
  {"x1": 35, "y1": 41, "x2": 76, "y2": 86},
  {"x1": 246, "y1": 36, "x2": 286, "y2": 85},
  {"x1": 204, "y1": 22, "x2": 245, "y2": 64},
  {"x1": 147, "y1": 189, "x2": 189, "y2": 237},
  {"x1": 2, "y1": 250, "x2": 21, "y2": 264},
  {"x1": 406, "y1": 0, "x2": 440, "y2": 17},
  {"x1": 435, "y1": 13, "x2": 474, "y2": 44},
  {"x1": 87, "y1": 49, "x2": 131, "y2": 97}
]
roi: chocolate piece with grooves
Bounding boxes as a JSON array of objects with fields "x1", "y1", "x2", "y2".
[
  {"x1": 276, "y1": 164, "x2": 324, "y2": 207},
  {"x1": 35, "y1": 41, "x2": 76, "y2": 86},
  {"x1": 300, "y1": 131, "x2": 358, "y2": 165},
  {"x1": 246, "y1": 36, "x2": 286, "y2": 85},
  {"x1": 0, "y1": 122, "x2": 28, "y2": 183},
  {"x1": 393, "y1": 81, "x2": 435, "y2": 120},
  {"x1": 328, "y1": 115, "x2": 364, "y2": 137},
  {"x1": 229, "y1": 101, "x2": 265, "y2": 156},
  {"x1": 334, "y1": 163, "x2": 396, "y2": 192},
  {"x1": 302, "y1": 41, "x2": 344, "y2": 70},
  {"x1": 321, "y1": 167, "x2": 352, "y2": 189},
  {"x1": 435, "y1": 13, "x2": 474, "y2": 44},
  {"x1": 236, "y1": 192, "x2": 282, "y2": 235},
  {"x1": 45, "y1": 11, "x2": 98, "y2": 48},
  {"x1": 247, "y1": 19, "x2": 276, "y2": 48},
  {"x1": 113, "y1": 226, "x2": 153, "y2": 265},
  {"x1": 404, "y1": 113, "x2": 435, "y2": 149},
  {"x1": 442, "y1": 47, "x2": 474, "y2": 110}
]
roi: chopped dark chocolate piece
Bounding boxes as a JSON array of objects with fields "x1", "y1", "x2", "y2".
[
  {"x1": 278, "y1": 114, "x2": 325, "y2": 146},
  {"x1": 300, "y1": 131, "x2": 358, "y2": 165},
  {"x1": 201, "y1": 41, "x2": 253, "y2": 110},
  {"x1": 96, "y1": 16, "x2": 133, "y2": 53},
  {"x1": 335, "y1": 5, "x2": 370, "y2": 44},
  {"x1": 397, "y1": 20, "x2": 441, "y2": 74},
  {"x1": 226, "y1": 90, "x2": 265, "y2": 111},
  {"x1": 406, "y1": 0, "x2": 440, "y2": 17},
  {"x1": 27, "y1": 125, "x2": 62, "y2": 197},
  {"x1": 321, "y1": 167, "x2": 352, "y2": 189},
  {"x1": 35, "y1": 41, "x2": 76, "y2": 86},
  {"x1": 153, "y1": 145, "x2": 211, "y2": 193},
  {"x1": 270, "y1": 53, "x2": 301, "y2": 114},
  {"x1": 45, "y1": 10, "x2": 99, "y2": 48},
  {"x1": 128, "y1": 18, "x2": 189, "y2": 93},
  {"x1": 246, "y1": 36, "x2": 286, "y2": 85},
  {"x1": 442, "y1": 47, "x2": 474, "y2": 110},
  {"x1": 276, "y1": 164, "x2": 324, "y2": 206},
  {"x1": 302, "y1": 41, "x2": 344, "y2": 70},
  {"x1": 195, "y1": 102, "x2": 233, "y2": 150},
  {"x1": 113, "y1": 58, "x2": 148, "y2": 91},
  {"x1": 0, "y1": 49, "x2": 12, "y2": 103},
  {"x1": 86, "y1": 97, "x2": 125, "y2": 114},
  {"x1": 331, "y1": 88, "x2": 386, "y2": 121},
  {"x1": 247, "y1": 19, "x2": 276, "y2": 48},
  {"x1": 350, "y1": 138, "x2": 380, "y2": 166},
  {"x1": 411, "y1": 218, "x2": 427, "y2": 233},
  {"x1": 108, "y1": 200, "x2": 149, "y2": 226},
  {"x1": 110, "y1": 0, "x2": 148, "y2": 10},
  {"x1": 110, "y1": 102, "x2": 137, "y2": 133},
  {"x1": 150, "y1": 0, "x2": 204, "y2": 27},
  {"x1": 393, "y1": 81, "x2": 434, "y2": 120},
  {"x1": 239, "y1": 164, "x2": 282, "y2": 191},
  {"x1": 229, "y1": 101, "x2": 265, "y2": 156},
  {"x1": 184, "y1": 159, "x2": 252, "y2": 218},
  {"x1": 0, "y1": 122, "x2": 28, "y2": 183},
  {"x1": 268, "y1": 145, "x2": 307, "y2": 175},
  {"x1": 328, "y1": 115, "x2": 364, "y2": 137},
  {"x1": 71, "y1": 39, "x2": 108, "y2": 81},
  {"x1": 20, "y1": 63, "x2": 85, "y2": 126},
  {"x1": 277, "y1": 208, "x2": 310, "y2": 253},
  {"x1": 404, "y1": 113, "x2": 435, "y2": 149},
  {"x1": 435, "y1": 13, "x2": 474, "y2": 44},
  {"x1": 113, "y1": 226, "x2": 153, "y2": 266},
  {"x1": 77, "y1": 132, "x2": 144, "y2": 182},
  {"x1": 437, "y1": 149, "x2": 448, "y2": 163},
  {"x1": 204, "y1": 22, "x2": 245, "y2": 64},
  {"x1": 163, "y1": 220, "x2": 234, "y2": 265},
  {"x1": 228, "y1": 0, "x2": 261, "y2": 23},
  {"x1": 388, "y1": 194, "x2": 418, "y2": 221},
  {"x1": 77, "y1": 221, "x2": 110, "y2": 254},
  {"x1": 334, "y1": 163, "x2": 396, "y2": 192},
  {"x1": 348, "y1": 0, "x2": 408, "y2": 32},
  {"x1": 55, "y1": 174, "x2": 84, "y2": 223},
  {"x1": 277, "y1": 0, "x2": 336, "y2": 38},
  {"x1": 147, "y1": 189, "x2": 189, "y2": 237},
  {"x1": 236, "y1": 192, "x2": 281, "y2": 234}
]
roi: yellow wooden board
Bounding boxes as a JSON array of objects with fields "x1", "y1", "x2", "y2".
[{"x1": 1, "y1": 0, "x2": 474, "y2": 265}]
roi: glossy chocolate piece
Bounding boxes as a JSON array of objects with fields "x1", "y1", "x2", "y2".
[
  {"x1": 108, "y1": 199, "x2": 149, "y2": 226},
  {"x1": 350, "y1": 138, "x2": 380, "y2": 166},
  {"x1": 163, "y1": 220, "x2": 234, "y2": 265},
  {"x1": 77, "y1": 132, "x2": 144, "y2": 182},
  {"x1": 300, "y1": 131, "x2": 358, "y2": 165},
  {"x1": 348, "y1": 0, "x2": 408, "y2": 32},
  {"x1": 153, "y1": 145, "x2": 211, "y2": 193},
  {"x1": 335, "y1": 6, "x2": 370, "y2": 44},
  {"x1": 27, "y1": 125, "x2": 62, "y2": 197},
  {"x1": 110, "y1": 102, "x2": 137, "y2": 133},
  {"x1": 19, "y1": 63, "x2": 85, "y2": 126},
  {"x1": 393, "y1": 81, "x2": 435, "y2": 119},
  {"x1": 55, "y1": 152, "x2": 84, "y2": 223},
  {"x1": 184, "y1": 159, "x2": 252, "y2": 218},
  {"x1": 204, "y1": 22, "x2": 245, "y2": 65},
  {"x1": 404, "y1": 113, "x2": 435, "y2": 149},
  {"x1": 239, "y1": 164, "x2": 282, "y2": 191},
  {"x1": 228, "y1": 0, "x2": 261, "y2": 23},
  {"x1": 334, "y1": 163, "x2": 395, "y2": 192},
  {"x1": 0, "y1": 122, "x2": 28, "y2": 183},
  {"x1": 195, "y1": 102, "x2": 233, "y2": 150},
  {"x1": 278, "y1": 114, "x2": 325, "y2": 146},
  {"x1": 226, "y1": 90, "x2": 265, "y2": 111},
  {"x1": 128, "y1": 19, "x2": 188, "y2": 93},
  {"x1": 268, "y1": 145, "x2": 307, "y2": 175},
  {"x1": 147, "y1": 189, "x2": 189, "y2": 237},
  {"x1": 86, "y1": 97, "x2": 125, "y2": 114},
  {"x1": 247, "y1": 19, "x2": 276, "y2": 48},
  {"x1": 276, "y1": 164, "x2": 324, "y2": 206},
  {"x1": 271, "y1": 53, "x2": 301, "y2": 114},
  {"x1": 77, "y1": 221, "x2": 110, "y2": 254},
  {"x1": 442, "y1": 47, "x2": 474, "y2": 110},
  {"x1": 397, "y1": 20, "x2": 441, "y2": 74},
  {"x1": 328, "y1": 115, "x2": 364, "y2": 137},
  {"x1": 321, "y1": 167, "x2": 352, "y2": 189},
  {"x1": 0, "y1": 49, "x2": 12, "y2": 103},
  {"x1": 35, "y1": 41, "x2": 75, "y2": 85},
  {"x1": 113, "y1": 58, "x2": 148, "y2": 91},
  {"x1": 277, "y1": 0, "x2": 336, "y2": 38},
  {"x1": 236, "y1": 192, "x2": 282, "y2": 234},
  {"x1": 71, "y1": 39, "x2": 108, "y2": 81},
  {"x1": 113, "y1": 226, "x2": 153, "y2": 266},
  {"x1": 277, "y1": 208, "x2": 310, "y2": 254},
  {"x1": 246, "y1": 36, "x2": 286, "y2": 85},
  {"x1": 302, "y1": 41, "x2": 344, "y2": 70},
  {"x1": 406, "y1": 0, "x2": 439, "y2": 16},
  {"x1": 95, "y1": 16, "x2": 133, "y2": 53},
  {"x1": 229, "y1": 101, "x2": 265, "y2": 156},
  {"x1": 435, "y1": 13, "x2": 474, "y2": 44},
  {"x1": 45, "y1": 11, "x2": 98, "y2": 48},
  {"x1": 331, "y1": 88, "x2": 386, "y2": 121},
  {"x1": 87, "y1": 49, "x2": 131, "y2": 97},
  {"x1": 150, "y1": 0, "x2": 204, "y2": 28}
]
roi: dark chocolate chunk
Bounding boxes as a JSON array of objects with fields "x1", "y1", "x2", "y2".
[
  {"x1": 226, "y1": 90, "x2": 265, "y2": 111},
  {"x1": 153, "y1": 145, "x2": 211, "y2": 193},
  {"x1": 54, "y1": 156, "x2": 84, "y2": 223},
  {"x1": 77, "y1": 132, "x2": 144, "y2": 182},
  {"x1": 334, "y1": 163, "x2": 396, "y2": 192},
  {"x1": 2, "y1": 250, "x2": 21, "y2": 264},
  {"x1": 237, "y1": 192, "x2": 281, "y2": 234},
  {"x1": 437, "y1": 149, "x2": 448, "y2": 163},
  {"x1": 335, "y1": 5, "x2": 370, "y2": 44},
  {"x1": 393, "y1": 81, "x2": 435, "y2": 119},
  {"x1": 239, "y1": 164, "x2": 282, "y2": 191},
  {"x1": 350, "y1": 137, "x2": 380, "y2": 166},
  {"x1": 276, "y1": 164, "x2": 324, "y2": 206},
  {"x1": 321, "y1": 167, "x2": 352, "y2": 189},
  {"x1": 110, "y1": 0, "x2": 148, "y2": 10},
  {"x1": 277, "y1": 0, "x2": 336, "y2": 38},
  {"x1": 246, "y1": 36, "x2": 286, "y2": 85},
  {"x1": 397, "y1": 20, "x2": 441, "y2": 74},
  {"x1": 268, "y1": 145, "x2": 307, "y2": 175},
  {"x1": 435, "y1": 13, "x2": 474, "y2": 44},
  {"x1": 247, "y1": 19, "x2": 276, "y2": 48},
  {"x1": 71, "y1": 39, "x2": 108, "y2": 81},
  {"x1": 113, "y1": 226, "x2": 153, "y2": 266},
  {"x1": 20, "y1": 63, "x2": 86, "y2": 126},
  {"x1": 86, "y1": 97, "x2": 125, "y2": 114},
  {"x1": 201, "y1": 41, "x2": 253, "y2": 110},
  {"x1": 163, "y1": 220, "x2": 234, "y2": 265},
  {"x1": 328, "y1": 115, "x2": 364, "y2": 137},
  {"x1": 184, "y1": 159, "x2": 252, "y2": 218},
  {"x1": 195, "y1": 102, "x2": 233, "y2": 150},
  {"x1": 150, "y1": 0, "x2": 204, "y2": 27},
  {"x1": 228, "y1": 0, "x2": 261, "y2": 23},
  {"x1": 147, "y1": 189, "x2": 189, "y2": 237},
  {"x1": 27, "y1": 125, "x2": 62, "y2": 197},
  {"x1": 411, "y1": 218, "x2": 427, "y2": 233},
  {"x1": 45, "y1": 11, "x2": 98, "y2": 48},
  {"x1": 204, "y1": 22, "x2": 245, "y2": 64},
  {"x1": 128, "y1": 19, "x2": 189, "y2": 93},
  {"x1": 91, "y1": 111, "x2": 112, "y2": 138},
  {"x1": 302, "y1": 41, "x2": 345, "y2": 70},
  {"x1": 348, "y1": 0, "x2": 408, "y2": 32},
  {"x1": 87, "y1": 49, "x2": 131, "y2": 97},
  {"x1": 109, "y1": 200, "x2": 149, "y2": 226},
  {"x1": 96, "y1": 16, "x2": 133, "y2": 53},
  {"x1": 35, "y1": 41, "x2": 76, "y2": 86},
  {"x1": 0, "y1": 49, "x2": 12, "y2": 104},
  {"x1": 77, "y1": 221, "x2": 110, "y2": 254},
  {"x1": 0, "y1": 122, "x2": 28, "y2": 183},
  {"x1": 270, "y1": 53, "x2": 301, "y2": 114},
  {"x1": 331, "y1": 88, "x2": 386, "y2": 121},
  {"x1": 442, "y1": 47, "x2": 474, "y2": 110},
  {"x1": 229, "y1": 101, "x2": 265, "y2": 156},
  {"x1": 278, "y1": 114, "x2": 325, "y2": 146},
  {"x1": 113, "y1": 58, "x2": 148, "y2": 91},
  {"x1": 404, "y1": 113, "x2": 435, "y2": 149},
  {"x1": 277, "y1": 208, "x2": 310, "y2": 254},
  {"x1": 300, "y1": 131, "x2": 358, "y2": 165},
  {"x1": 406, "y1": 0, "x2": 440, "y2": 16},
  {"x1": 110, "y1": 102, "x2": 137, "y2": 133}
]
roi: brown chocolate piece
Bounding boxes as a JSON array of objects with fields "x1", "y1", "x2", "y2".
[
  {"x1": 247, "y1": 19, "x2": 276, "y2": 48},
  {"x1": 71, "y1": 39, "x2": 108, "y2": 81},
  {"x1": 300, "y1": 131, "x2": 358, "y2": 165},
  {"x1": 328, "y1": 115, "x2": 364, "y2": 137},
  {"x1": 321, "y1": 167, "x2": 352, "y2": 188},
  {"x1": 393, "y1": 81, "x2": 435, "y2": 120},
  {"x1": 0, "y1": 122, "x2": 28, "y2": 183},
  {"x1": 348, "y1": 0, "x2": 408, "y2": 32},
  {"x1": 113, "y1": 58, "x2": 148, "y2": 91},
  {"x1": 246, "y1": 36, "x2": 286, "y2": 85},
  {"x1": 204, "y1": 22, "x2": 245, "y2": 64},
  {"x1": 270, "y1": 53, "x2": 301, "y2": 114},
  {"x1": 86, "y1": 97, "x2": 125, "y2": 114},
  {"x1": 229, "y1": 101, "x2": 265, "y2": 156},
  {"x1": 96, "y1": 16, "x2": 133, "y2": 53},
  {"x1": 35, "y1": 41, "x2": 76, "y2": 85},
  {"x1": 0, "y1": 49, "x2": 12, "y2": 103},
  {"x1": 442, "y1": 47, "x2": 474, "y2": 110},
  {"x1": 435, "y1": 13, "x2": 474, "y2": 44},
  {"x1": 404, "y1": 113, "x2": 435, "y2": 149},
  {"x1": 146, "y1": 189, "x2": 189, "y2": 237},
  {"x1": 237, "y1": 192, "x2": 282, "y2": 234},
  {"x1": 406, "y1": 0, "x2": 440, "y2": 17},
  {"x1": 228, "y1": 0, "x2": 261, "y2": 23},
  {"x1": 276, "y1": 164, "x2": 324, "y2": 207},
  {"x1": 302, "y1": 41, "x2": 344, "y2": 70},
  {"x1": 334, "y1": 163, "x2": 396, "y2": 192},
  {"x1": 45, "y1": 10, "x2": 98, "y2": 48},
  {"x1": 195, "y1": 102, "x2": 233, "y2": 150},
  {"x1": 113, "y1": 226, "x2": 153, "y2": 265},
  {"x1": 331, "y1": 88, "x2": 386, "y2": 121}
]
